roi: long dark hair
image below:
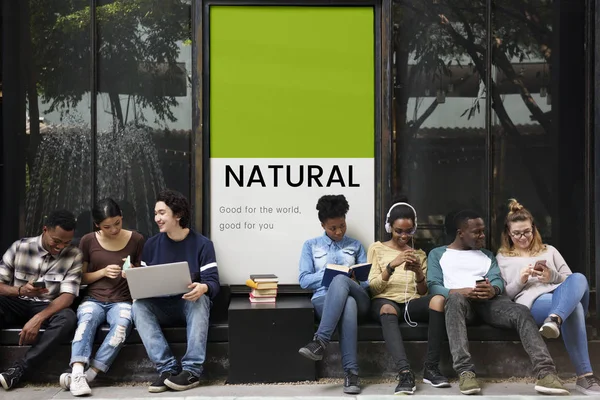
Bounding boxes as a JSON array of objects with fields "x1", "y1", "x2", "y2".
[{"x1": 92, "y1": 198, "x2": 122, "y2": 229}]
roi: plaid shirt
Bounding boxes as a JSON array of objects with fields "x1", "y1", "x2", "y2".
[{"x1": 0, "y1": 234, "x2": 83, "y2": 301}]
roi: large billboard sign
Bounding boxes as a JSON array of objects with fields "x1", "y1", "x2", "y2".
[{"x1": 208, "y1": 5, "x2": 375, "y2": 284}]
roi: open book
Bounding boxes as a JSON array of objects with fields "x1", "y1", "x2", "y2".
[{"x1": 321, "y1": 263, "x2": 372, "y2": 287}]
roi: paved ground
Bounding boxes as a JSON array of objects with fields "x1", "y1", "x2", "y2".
[{"x1": 1, "y1": 380, "x2": 589, "y2": 399}]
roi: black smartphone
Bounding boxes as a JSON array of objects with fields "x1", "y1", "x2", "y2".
[
  {"x1": 32, "y1": 281, "x2": 46, "y2": 289},
  {"x1": 475, "y1": 278, "x2": 486, "y2": 284}
]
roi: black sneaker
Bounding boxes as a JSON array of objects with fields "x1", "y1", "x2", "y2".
[
  {"x1": 395, "y1": 370, "x2": 416, "y2": 395},
  {"x1": 423, "y1": 365, "x2": 451, "y2": 388},
  {"x1": 165, "y1": 370, "x2": 200, "y2": 391},
  {"x1": 148, "y1": 371, "x2": 172, "y2": 393},
  {"x1": 0, "y1": 365, "x2": 24, "y2": 390},
  {"x1": 343, "y1": 372, "x2": 361, "y2": 394},
  {"x1": 298, "y1": 337, "x2": 326, "y2": 361}
]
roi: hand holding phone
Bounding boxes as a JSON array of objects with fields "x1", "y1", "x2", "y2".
[
  {"x1": 21, "y1": 281, "x2": 48, "y2": 297},
  {"x1": 533, "y1": 260, "x2": 546, "y2": 272},
  {"x1": 473, "y1": 278, "x2": 494, "y2": 300}
]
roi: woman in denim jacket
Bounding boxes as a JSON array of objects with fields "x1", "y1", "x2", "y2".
[{"x1": 298, "y1": 194, "x2": 370, "y2": 394}]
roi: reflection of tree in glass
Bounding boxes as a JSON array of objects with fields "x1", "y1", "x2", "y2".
[
  {"x1": 25, "y1": 120, "x2": 166, "y2": 236},
  {"x1": 393, "y1": 0, "x2": 553, "y2": 204},
  {"x1": 28, "y1": 0, "x2": 191, "y2": 135},
  {"x1": 22, "y1": 0, "x2": 188, "y2": 236}
]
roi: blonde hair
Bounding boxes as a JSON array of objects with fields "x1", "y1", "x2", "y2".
[{"x1": 498, "y1": 198, "x2": 546, "y2": 256}]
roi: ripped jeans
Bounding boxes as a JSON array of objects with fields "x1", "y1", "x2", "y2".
[{"x1": 69, "y1": 298, "x2": 133, "y2": 372}]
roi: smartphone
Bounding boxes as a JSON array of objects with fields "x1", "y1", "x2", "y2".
[
  {"x1": 32, "y1": 281, "x2": 46, "y2": 288},
  {"x1": 404, "y1": 256, "x2": 420, "y2": 270},
  {"x1": 475, "y1": 278, "x2": 486, "y2": 284},
  {"x1": 533, "y1": 260, "x2": 546, "y2": 271}
]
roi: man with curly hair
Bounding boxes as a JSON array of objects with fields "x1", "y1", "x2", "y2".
[
  {"x1": 298, "y1": 194, "x2": 370, "y2": 394},
  {"x1": 132, "y1": 189, "x2": 220, "y2": 393}
]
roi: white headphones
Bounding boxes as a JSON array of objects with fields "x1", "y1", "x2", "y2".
[{"x1": 384, "y1": 202, "x2": 418, "y2": 234}]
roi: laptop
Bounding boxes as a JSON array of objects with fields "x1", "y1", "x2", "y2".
[{"x1": 126, "y1": 261, "x2": 192, "y2": 299}]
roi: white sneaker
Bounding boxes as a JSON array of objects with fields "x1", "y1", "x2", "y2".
[
  {"x1": 70, "y1": 373, "x2": 91, "y2": 397},
  {"x1": 59, "y1": 373, "x2": 71, "y2": 390},
  {"x1": 539, "y1": 316, "x2": 561, "y2": 339}
]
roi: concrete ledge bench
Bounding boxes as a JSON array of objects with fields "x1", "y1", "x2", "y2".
[{"x1": 1, "y1": 288, "x2": 597, "y2": 383}]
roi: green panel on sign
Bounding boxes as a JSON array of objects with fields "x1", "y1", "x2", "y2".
[{"x1": 210, "y1": 6, "x2": 374, "y2": 158}]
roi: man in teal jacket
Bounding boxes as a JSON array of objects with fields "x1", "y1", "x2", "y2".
[{"x1": 427, "y1": 210, "x2": 567, "y2": 396}]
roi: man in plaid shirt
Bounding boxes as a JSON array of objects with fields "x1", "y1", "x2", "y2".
[{"x1": 0, "y1": 210, "x2": 83, "y2": 390}]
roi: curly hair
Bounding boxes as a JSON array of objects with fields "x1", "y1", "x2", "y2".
[
  {"x1": 316, "y1": 194, "x2": 349, "y2": 222},
  {"x1": 498, "y1": 199, "x2": 545, "y2": 256},
  {"x1": 45, "y1": 209, "x2": 77, "y2": 231},
  {"x1": 157, "y1": 189, "x2": 190, "y2": 228}
]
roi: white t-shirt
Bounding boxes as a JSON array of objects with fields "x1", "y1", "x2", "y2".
[{"x1": 439, "y1": 248, "x2": 492, "y2": 289}]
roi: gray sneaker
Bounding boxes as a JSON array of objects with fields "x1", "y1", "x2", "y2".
[{"x1": 576, "y1": 374, "x2": 600, "y2": 395}]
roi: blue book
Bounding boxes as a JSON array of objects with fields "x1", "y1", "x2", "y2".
[{"x1": 321, "y1": 263, "x2": 372, "y2": 287}]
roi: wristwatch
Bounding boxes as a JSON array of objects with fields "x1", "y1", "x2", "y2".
[
  {"x1": 493, "y1": 286, "x2": 501, "y2": 296},
  {"x1": 386, "y1": 263, "x2": 395, "y2": 276}
]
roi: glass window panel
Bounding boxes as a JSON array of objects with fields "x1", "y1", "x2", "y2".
[
  {"x1": 26, "y1": 0, "x2": 91, "y2": 241},
  {"x1": 491, "y1": 0, "x2": 589, "y2": 277},
  {"x1": 392, "y1": 0, "x2": 487, "y2": 251},
  {"x1": 96, "y1": 0, "x2": 192, "y2": 238}
]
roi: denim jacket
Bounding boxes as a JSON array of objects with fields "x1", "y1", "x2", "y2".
[{"x1": 298, "y1": 232, "x2": 367, "y2": 300}]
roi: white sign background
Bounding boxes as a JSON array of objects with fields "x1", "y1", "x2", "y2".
[{"x1": 210, "y1": 158, "x2": 375, "y2": 284}]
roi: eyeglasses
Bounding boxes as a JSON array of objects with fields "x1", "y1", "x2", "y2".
[
  {"x1": 510, "y1": 230, "x2": 533, "y2": 239},
  {"x1": 394, "y1": 228, "x2": 417, "y2": 236}
]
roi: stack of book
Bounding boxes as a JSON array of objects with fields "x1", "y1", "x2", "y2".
[{"x1": 245, "y1": 274, "x2": 278, "y2": 303}]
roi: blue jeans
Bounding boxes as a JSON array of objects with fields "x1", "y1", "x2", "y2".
[
  {"x1": 131, "y1": 295, "x2": 211, "y2": 377},
  {"x1": 530, "y1": 273, "x2": 591, "y2": 376},
  {"x1": 312, "y1": 274, "x2": 370, "y2": 374},
  {"x1": 70, "y1": 298, "x2": 133, "y2": 372}
]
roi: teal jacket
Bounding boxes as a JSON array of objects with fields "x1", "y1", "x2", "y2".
[{"x1": 426, "y1": 245, "x2": 505, "y2": 298}]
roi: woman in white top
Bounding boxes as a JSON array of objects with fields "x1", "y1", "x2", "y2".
[{"x1": 496, "y1": 199, "x2": 599, "y2": 395}]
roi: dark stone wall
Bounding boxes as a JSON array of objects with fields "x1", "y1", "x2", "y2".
[{"x1": 2, "y1": 340, "x2": 600, "y2": 382}]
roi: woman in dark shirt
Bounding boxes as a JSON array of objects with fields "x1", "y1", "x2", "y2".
[{"x1": 60, "y1": 198, "x2": 144, "y2": 396}]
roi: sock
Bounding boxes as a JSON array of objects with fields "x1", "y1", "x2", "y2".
[
  {"x1": 86, "y1": 368, "x2": 98, "y2": 382},
  {"x1": 72, "y1": 364, "x2": 84, "y2": 375}
]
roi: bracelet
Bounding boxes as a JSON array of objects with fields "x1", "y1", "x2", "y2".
[
  {"x1": 385, "y1": 264, "x2": 395, "y2": 276},
  {"x1": 415, "y1": 277, "x2": 425, "y2": 284},
  {"x1": 18, "y1": 285, "x2": 23, "y2": 296}
]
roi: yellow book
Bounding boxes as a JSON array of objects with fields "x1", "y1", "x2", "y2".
[{"x1": 245, "y1": 279, "x2": 278, "y2": 290}]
